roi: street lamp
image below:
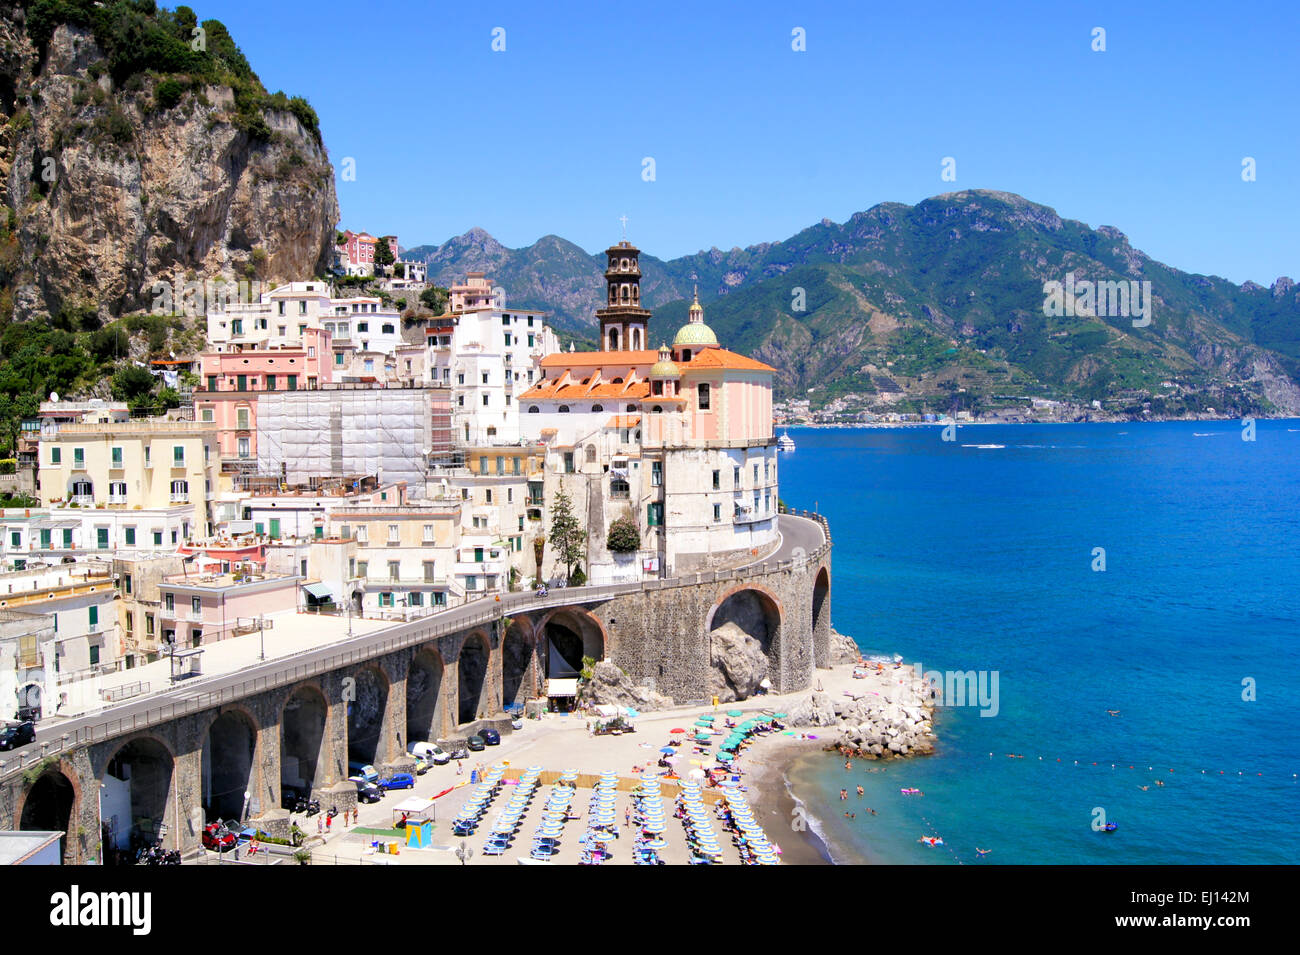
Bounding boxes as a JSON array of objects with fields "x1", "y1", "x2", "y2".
[{"x1": 258, "y1": 616, "x2": 265, "y2": 661}]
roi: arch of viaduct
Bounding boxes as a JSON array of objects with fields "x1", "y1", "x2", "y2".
[{"x1": 0, "y1": 517, "x2": 830, "y2": 861}]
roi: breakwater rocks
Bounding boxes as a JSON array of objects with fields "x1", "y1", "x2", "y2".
[{"x1": 788, "y1": 663, "x2": 938, "y2": 760}]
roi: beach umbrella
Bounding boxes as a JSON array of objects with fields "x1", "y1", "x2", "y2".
[
  {"x1": 773, "y1": 713, "x2": 788, "y2": 719},
  {"x1": 669, "y1": 728, "x2": 686, "y2": 734},
  {"x1": 727, "y1": 710, "x2": 743, "y2": 717},
  {"x1": 659, "y1": 746, "x2": 676, "y2": 755}
]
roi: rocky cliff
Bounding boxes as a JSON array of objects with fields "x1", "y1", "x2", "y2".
[{"x1": 0, "y1": 2, "x2": 338, "y2": 323}]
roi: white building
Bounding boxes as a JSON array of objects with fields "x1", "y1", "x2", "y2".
[{"x1": 425, "y1": 272, "x2": 559, "y2": 445}]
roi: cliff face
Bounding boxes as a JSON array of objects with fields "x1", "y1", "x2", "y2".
[{"x1": 0, "y1": 7, "x2": 338, "y2": 321}]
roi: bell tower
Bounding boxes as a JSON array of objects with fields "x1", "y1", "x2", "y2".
[{"x1": 596, "y1": 241, "x2": 651, "y2": 352}]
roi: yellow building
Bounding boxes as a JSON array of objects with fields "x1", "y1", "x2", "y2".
[{"x1": 38, "y1": 420, "x2": 219, "y2": 535}]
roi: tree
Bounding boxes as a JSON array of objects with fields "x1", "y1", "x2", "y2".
[
  {"x1": 420, "y1": 285, "x2": 448, "y2": 316},
  {"x1": 548, "y1": 485, "x2": 585, "y2": 585},
  {"x1": 374, "y1": 236, "x2": 396, "y2": 275},
  {"x1": 0, "y1": 392, "x2": 37, "y2": 457},
  {"x1": 606, "y1": 514, "x2": 640, "y2": 553},
  {"x1": 111, "y1": 365, "x2": 156, "y2": 402},
  {"x1": 532, "y1": 533, "x2": 545, "y2": 585}
]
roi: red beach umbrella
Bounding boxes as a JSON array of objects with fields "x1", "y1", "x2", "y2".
[{"x1": 669, "y1": 728, "x2": 686, "y2": 734}]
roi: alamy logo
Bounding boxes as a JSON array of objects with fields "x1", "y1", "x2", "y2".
[
  {"x1": 1042, "y1": 273, "x2": 1152, "y2": 327},
  {"x1": 49, "y1": 886, "x2": 151, "y2": 935},
  {"x1": 914, "y1": 663, "x2": 1000, "y2": 717}
]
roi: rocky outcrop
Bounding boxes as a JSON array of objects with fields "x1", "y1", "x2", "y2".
[
  {"x1": 789, "y1": 669, "x2": 937, "y2": 759},
  {"x1": 578, "y1": 661, "x2": 674, "y2": 713},
  {"x1": 0, "y1": 10, "x2": 338, "y2": 322},
  {"x1": 708, "y1": 622, "x2": 768, "y2": 702},
  {"x1": 829, "y1": 629, "x2": 860, "y2": 666}
]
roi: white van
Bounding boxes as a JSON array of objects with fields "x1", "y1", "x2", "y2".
[{"x1": 408, "y1": 742, "x2": 451, "y2": 765}]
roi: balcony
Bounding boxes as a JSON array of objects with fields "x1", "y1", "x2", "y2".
[
  {"x1": 170, "y1": 493, "x2": 190, "y2": 504},
  {"x1": 108, "y1": 494, "x2": 128, "y2": 505},
  {"x1": 71, "y1": 494, "x2": 94, "y2": 507}
]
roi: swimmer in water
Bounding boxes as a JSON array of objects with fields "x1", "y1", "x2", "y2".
[
  {"x1": 856, "y1": 786, "x2": 864, "y2": 797},
  {"x1": 976, "y1": 848, "x2": 991, "y2": 857},
  {"x1": 1107, "y1": 709, "x2": 1121, "y2": 717},
  {"x1": 1138, "y1": 785, "x2": 1149, "y2": 791},
  {"x1": 845, "y1": 760, "x2": 852, "y2": 771},
  {"x1": 840, "y1": 789, "x2": 848, "y2": 801}
]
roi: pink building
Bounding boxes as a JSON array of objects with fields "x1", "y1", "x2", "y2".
[
  {"x1": 157, "y1": 570, "x2": 300, "y2": 647},
  {"x1": 195, "y1": 328, "x2": 334, "y2": 462},
  {"x1": 339, "y1": 230, "x2": 399, "y2": 274}
]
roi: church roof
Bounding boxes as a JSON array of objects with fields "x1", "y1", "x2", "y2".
[{"x1": 683, "y1": 348, "x2": 775, "y2": 372}]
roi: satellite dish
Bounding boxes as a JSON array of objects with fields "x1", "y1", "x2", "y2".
[{"x1": 50, "y1": 392, "x2": 59, "y2": 402}]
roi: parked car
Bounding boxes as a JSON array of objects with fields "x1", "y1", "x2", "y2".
[
  {"x1": 466, "y1": 735, "x2": 485, "y2": 752},
  {"x1": 351, "y1": 777, "x2": 383, "y2": 803},
  {"x1": 450, "y1": 746, "x2": 469, "y2": 761},
  {"x1": 479, "y1": 728, "x2": 501, "y2": 746},
  {"x1": 0, "y1": 721, "x2": 35, "y2": 751},
  {"x1": 347, "y1": 762, "x2": 379, "y2": 784},
  {"x1": 379, "y1": 773, "x2": 415, "y2": 791},
  {"x1": 201, "y1": 822, "x2": 236, "y2": 852},
  {"x1": 408, "y1": 741, "x2": 451, "y2": 765},
  {"x1": 409, "y1": 756, "x2": 429, "y2": 775}
]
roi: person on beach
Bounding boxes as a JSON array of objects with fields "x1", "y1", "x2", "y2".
[
  {"x1": 316, "y1": 816, "x2": 323, "y2": 834},
  {"x1": 840, "y1": 789, "x2": 848, "y2": 801}
]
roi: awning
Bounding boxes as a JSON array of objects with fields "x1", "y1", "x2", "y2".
[
  {"x1": 547, "y1": 678, "x2": 578, "y2": 698},
  {"x1": 302, "y1": 582, "x2": 333, "y2": 600}
]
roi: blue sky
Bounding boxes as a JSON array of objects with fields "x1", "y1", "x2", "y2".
[{"x1": 207, "y1": 0, "x2": 1297, "y2": 284}]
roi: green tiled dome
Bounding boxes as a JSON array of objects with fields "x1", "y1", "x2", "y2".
[{"x1": 673, "y1": 322, "x2": 718, "y2": 346}]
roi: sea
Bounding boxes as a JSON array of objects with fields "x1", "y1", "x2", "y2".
[{"x1": 775, "y1": 421, "x2": 1300, "y2": 865}]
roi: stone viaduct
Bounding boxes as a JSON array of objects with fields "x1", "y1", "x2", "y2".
[{"x1": 0, "y1": 513, "x2": 830, "y2": 863}]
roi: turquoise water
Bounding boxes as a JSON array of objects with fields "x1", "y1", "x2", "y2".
[{"x1": 777, "y1": 421, "x2": 1300, "y2": 865}]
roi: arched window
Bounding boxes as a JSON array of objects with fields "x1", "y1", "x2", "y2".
[
  {"x1": 612, "y1": 377, "x2": 623, "y2": 384},
  {"x1": 651, "y1": 405, "x2": 663, "y2": 414},
  {"x1": 609, "y1": 328, "x2": 620, "y2": 350},
  {"x1": 682, "y1": 349, "x2": 692, "y2": 362},
  {"x1": 558, "y1": 405, "x2": 570, "y2": 413},
  {"x1": 626, "y1": 404, "x2": 636, "y2": 412},
  {"x1": 652, "y1": 380, "x2": 663, "y2": 396},
  {"x1": 591, "y1": 404, "x2": 604, "y2": 413},
  {"x1": 698, "y1": 383, "x2": 711, "y2": 410},
  {"x1": 527, "y1": 405, "x2": 540, "y2": 414}
]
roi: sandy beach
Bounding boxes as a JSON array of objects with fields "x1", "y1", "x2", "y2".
[{"x1": 270, "y1": 657, "x2": 929, "y2": 866}]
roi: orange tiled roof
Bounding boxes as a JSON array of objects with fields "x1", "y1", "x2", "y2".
[
  {"x1": 539, "y1": 350, "x2": 658, "y2": 368},
  {"x1": 683, "y1": 348, "x2": 775, "y2": 372},
  {"x1": 519, "y1": 378, "x2": 651, "y2": 401},
  {"x1": 605, "y1": 415, "x2": 642, "y2": 429}
]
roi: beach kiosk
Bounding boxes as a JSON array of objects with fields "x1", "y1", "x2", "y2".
[{"x1": 393, "y1": 797, "x2": 436, "y2": 847}]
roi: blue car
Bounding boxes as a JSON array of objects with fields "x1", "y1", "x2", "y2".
[{"x1": 380, "y1": 773, "x2": 415, "y2": 791}]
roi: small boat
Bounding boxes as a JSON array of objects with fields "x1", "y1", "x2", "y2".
[
  {"x1": 777, "y1": 430, "x2": 796, "y2": 452},
  {"x1": 1102, "y1": 822, "x2": 1118, "y2": 832}
]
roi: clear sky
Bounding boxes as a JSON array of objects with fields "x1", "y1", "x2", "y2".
[{"x1": 205, "y1": 0, "x2": 1297, "y2": 284}]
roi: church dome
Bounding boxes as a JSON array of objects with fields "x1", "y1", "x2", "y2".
[
  {"x1": 674, "y1": 285, "x2": 718, "y2": 347},
  {"x1": 650, "y1": 344, "x2": 681, "y2": 378},
  {"x1": 672, "y1": 322, "x2": 718, "y2": 346}
]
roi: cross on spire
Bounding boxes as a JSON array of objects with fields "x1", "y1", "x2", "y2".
[{"x1": 619, "y1": 214, "x2": 629, "y2": 240}]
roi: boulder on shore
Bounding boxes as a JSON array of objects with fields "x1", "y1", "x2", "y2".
[
  {"x1": 829, "y1": 630, "x2": 860, "y2": 666},
  {"x1": 577, "y1": 661, "x2": 674, "y2": 712},
  {"x1": 708, "y1": 622, "x2": 768, "y2": 702}
]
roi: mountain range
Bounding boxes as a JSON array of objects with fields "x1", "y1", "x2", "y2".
[{"x1": 405, "y1": 191, "x2": 1300, "y2": 416}]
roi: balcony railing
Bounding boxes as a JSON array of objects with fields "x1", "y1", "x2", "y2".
[
  {"x1": 108, "y1": 494, "x2": 128, "y2": 505},
  {"x1": 170, "y1": 493, "x2": 190, "y2": 504},
  {"x1": 71, "y1": 495, "x2": 94, "y2": 507}
]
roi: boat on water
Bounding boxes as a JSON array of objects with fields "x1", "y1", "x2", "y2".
[{"x1": 777, "y1": 430, "x2": 796, "y2": 452}]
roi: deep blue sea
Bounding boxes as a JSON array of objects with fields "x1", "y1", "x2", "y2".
[{"x1": 777, "y1": 421, "x2": 1300, "y2": 865}]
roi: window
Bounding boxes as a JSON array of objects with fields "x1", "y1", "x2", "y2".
[
  {"x1": 712, "y1": 469, "x2": 720, "y2": 490},
  {"x1": 563, "y1": 452, "x2": 575, "y2": 474},
  {"x1": 479, "y1": 456, "x2": 489, "y2": 475},
  {"x1": 207, "y1": 375, "x2": 217, "y2": 392},
  {"x1": 50, "y1": 447, "x2": 61, "y2": 465},
  {"x1": 173, "y1": 445, "x2": 185, "y2": 465},
  {"x1": 409, "y1": 591, "x2": 423, "y2": 607},
  {"x1": 651, "y1": 461, "x2": 663, "y2": 487},
  {"x1": 89, "y1": 644, "x2": 100, "y2": 666},
  {"x1": 237, "y1": 407, "x2": 250, "y2": 429},
  {"x1": 146, "y1": 614, "x2": 154, "y2": 636},
  {"x1": 482, "y1": 394, "x2": 489, "y2": 406},
  {"x1": 153, "y1": 530, "x2": 163, "y2": 547},
  {"x1": 433, "y1": 592, "x2": 446, "y2": 607},
  {"x1": 388, "y1": 561, "x2": 400, "y2": 581},
  {"x1": 237, "y1": 437, "x2": 250, "y2": 458},
  {"x1": 466, "y1": 575, "x2": 477, "y2": 591},
  {"x1": 39, "y1": 528, "x2": 51, "y2": 548},
  {"x1": 287, "y1": 375, "x2": 297, "y2": 391},
  {"x1": 125, "y1": 527, "x2": 136, "y2": 546},
  {"x1": 111, "y1": 446, "x2": 123, "y2": 467},
  {"x1": 358, "y1": 561, "x2": 369, "y2": 578},
  {"x1": 191, "y1": 596, "x2": 202, "y2": 615},
  {"x1": 558, "y1": 405, "x2": 569, "y2": 413},
  {"x1": 237, "y1": 374, "x2": 247, "y2": 391},
  {"x1": 74, "y1": 447, "x2": 84, "y2": 467},
  {"x1": 266, "y1": 375, "x2": 276, "y2": 391},
  {"x1": 513, "y1": 457, "x2": 521, "y2": 476},
  {"x1": 200, "y1": 407, "x2": 214, "y2": 422},
  {"x1": 170, "y1": 479, "x2": 189, "y2": 502},
  {"x1": 496, "y1": 456, "x2": 505, "y2": 475},
  {"x1": 388, "y1": 523, "x2": 400, "y2": 544},
  {"x1": 698, "y1": 383, "x2": 710, "y2": 410},
  {"x1": 754, "y1": 463, "x2": 759, "y2": 483},
  {"x1": 382, "y1": 324, "x2": 395, "y2": 335},
  {"x1": 422, "y1": 524, "x2": 434, "y2": 544},
  {"x1": 299, "y1": 301, "x2": 307, "y2": 315},
  {"x1": 528, "y1": 405, "x2": 539, "y2": 413},
  {"x1": 486, "y1": 488, "x2": 493, "y2": 504},
  {"x1": 647, "y1": 502, "x2": 663, "y2": 527},
  {"x1": 307, "y1": 347, "x2": 315, "y2": 358},
  {"x1": 126, "y1": 611, "x2": 134, "y2": 633},
  {"x1": 335, "y1": 353, "x2": 344, "y2": 366},
  {"x1": 714, "y1": 503, "x2": 722, "y2": 522},
  {"x1": 165, "y1": 593, "x2": 175, "y2": 612},
  {"x1": 96, "y1": 528, "x2": 109, "y2": 549},
  {"x1": 379, "y1": 592, "x2": 394, "y2": 608},
  {"x1": 423, "y1": 561, "x2": 436, "y2": 581},
  {"x1": 358, "y1": 322, "x2": 369, "y2": 333},
  {"x1": 733, "y1": 465, "x2": 741, "y2": 487}
]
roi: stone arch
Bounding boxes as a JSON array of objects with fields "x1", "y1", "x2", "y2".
[
  {"x1": 706, "y1": 585, "x2": 784, "y2": 700},
  {"x1": 201, "y1": 706, "x2": 259, "y2": 824},
  {"x1": 280, "y1": 683, "x2": 329, "y2": 799},
  {"x1": 346, "y1": 665, "x2": 390, "y2": 767},
  {"x1": 407, "y1": 646, "x2": 446, "y2": 743},
  {"x1": 457, "y1": 631, "x2": 492, "y2": 725},
  {"x1": 812, "y1": 566, "x2": 831, "y2": 668},
  {"x1": 100, "y1": 734, "x2": 176, "y2": 857},
  {"x1": 18, "y1": 765, "x2": 79, "y2": 864},
  {"x1": 539, "y1": 607, "x2": 606, "y2": 679},
  {"x1": 501, "y1": 617, "x2": 535, "y2": 709}
]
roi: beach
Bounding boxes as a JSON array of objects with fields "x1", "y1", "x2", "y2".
[{"x1": 268, "y1": 657, "x2": 930, "y2": 866}]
